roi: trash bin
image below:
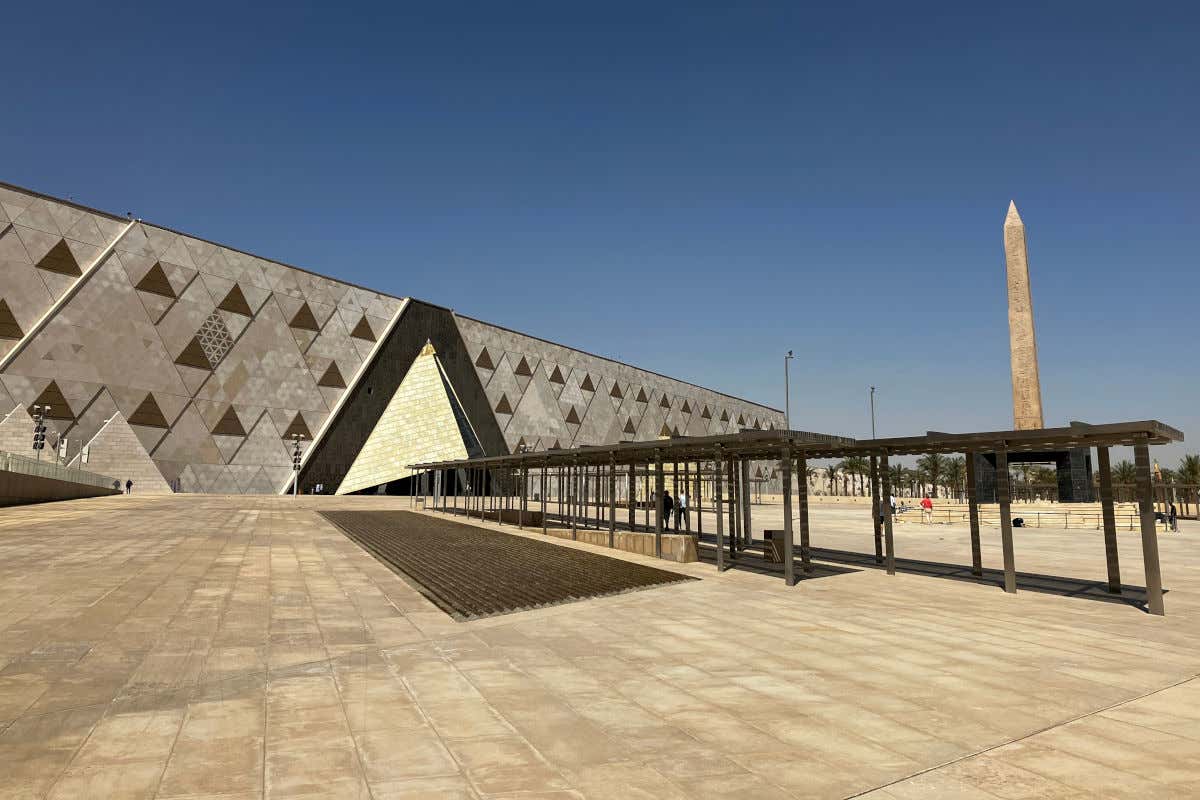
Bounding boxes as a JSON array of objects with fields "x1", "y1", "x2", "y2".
[{"x1": 763, "y1": 530, "x2": 784, "y2": 563}]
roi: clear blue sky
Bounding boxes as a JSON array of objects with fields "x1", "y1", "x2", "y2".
[{"x1": 4, "y1": 2, "x2": 1197, "y2": 465}]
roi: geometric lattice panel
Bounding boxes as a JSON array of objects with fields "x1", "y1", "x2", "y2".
[{"x1": 197, "y1": 312, "x2": 235, "y2": 367}]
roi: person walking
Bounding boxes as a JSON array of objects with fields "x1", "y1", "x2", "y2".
[
  {"x1": 661, "y1": 490, "x2": 673, "y2": 531},
  {"x1": 921, "y1": 494, "x2": 933, "y2": 524},
  {"x1": 675, "y1": 489, "x2": 688, "y2": 532},
  {"x1": 125, "y1": 479, "x2": 133, "y2": 495},
  {"x1": 1169, "y1": 503, "x2": 1178, "y2": 532}
]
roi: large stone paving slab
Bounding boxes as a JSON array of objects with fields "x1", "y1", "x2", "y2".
[{"x1": 0, "y1": 495, "x2": 1197, "y2": 798}]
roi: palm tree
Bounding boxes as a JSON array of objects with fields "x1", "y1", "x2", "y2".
[
  {"x1": 887, "y1": 464, "x2": 904, "y2": 497},
  {"x1": 840, "y1": 456, "x2": 869, "y2": 496},
  {"x1": 1178, "y1": 454, "x2": 1200, "y2": 486},
  {"x1": 825, "y1": 463, "x2": 839, "y2": 496},
  {"x1": 943, "y1": 456, "x2": 965, "y2": 501},
  {"x1": 916, "y1": 454, "x2": 946, "y2": 498}
]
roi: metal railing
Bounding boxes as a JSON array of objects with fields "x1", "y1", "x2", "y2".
[
  {"x1": 891, "y1": 505, "x2": 1171, "y2": 532},
  {"x1": 1, "y1": 450, "x2": 118, "y2": 491}
]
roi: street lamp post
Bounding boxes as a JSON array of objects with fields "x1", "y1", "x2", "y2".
[
  {"x1": 869, "y1": 386, "x2": 877, "y2": 439},
  {"x1": 32, "y1": 404, "x2": 50, "y2": 460},
  {"x1": 784, "y1": 351, "x2": 794, "y2": 430},
  {"x1": 291, "y1": 434, "x2": 303, "y2": 497}
]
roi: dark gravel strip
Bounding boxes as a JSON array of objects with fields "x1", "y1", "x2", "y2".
[{"x1": 319, "y1": 510, "x2": 696, "y2": 620}]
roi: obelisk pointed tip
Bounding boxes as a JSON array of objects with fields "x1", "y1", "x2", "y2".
[{"x1": 1005, "y1": 200, "x2": 1023, "y2": 225}]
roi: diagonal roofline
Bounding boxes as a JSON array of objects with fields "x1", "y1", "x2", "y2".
[{"x1": 3, "y1": 178, "x2": 782, "y2": 415}]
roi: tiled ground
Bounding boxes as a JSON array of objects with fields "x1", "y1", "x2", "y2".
[{"x1": 0, "y1": 494, "x2": 1197, "y2": 799}]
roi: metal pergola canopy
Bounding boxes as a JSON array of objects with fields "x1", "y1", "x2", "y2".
[{"x1": 412, "y1": 420, "x2": 1182, "y2": 471}]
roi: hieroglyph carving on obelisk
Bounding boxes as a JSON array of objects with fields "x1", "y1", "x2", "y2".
[{"x1": 1003, "y1": 201, "x2": 1044, "y2": 430}]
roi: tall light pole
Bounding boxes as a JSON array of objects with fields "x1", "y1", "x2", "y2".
[
  {"x1": 784, "y1": 350, "x2": 794, "y2": 430},
  {"x1": 869, "y1": 386, "x2": 877, "y2": 439},
  {"x1": 32, "y1": 404, "x2": 49, "y2": 460},
  {"x1": 291, "y1": 434, "x2": 303, "y2": 497}
]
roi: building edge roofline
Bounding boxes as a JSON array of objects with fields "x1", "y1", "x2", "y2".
[
  {"x1": 451, "y1": 310, "x2": 785, "y2": 415},
  {"x1": 2, "y1": 178, "x2": 784, "y2": 416},
  {"x1": 0, "y1": 178, "x2": 405, "y2": 303}
]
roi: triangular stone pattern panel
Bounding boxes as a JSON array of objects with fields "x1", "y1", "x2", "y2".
[
  {"x1": 127, "y1": 393, "x2": 170, "y2": 428},
  {"x1": 282, "y1": 413, "x2": 312, "y2": 440},
  {"x1": 135, "y1": 262, "x2": 176, "y2": 298},
  {"x1": 0, "y1": 299, "x2": 23, "y2": 340},
  {"x1": 318, "y1": 362, "x2": 346, "y2": 388},
  {"x1": 0, "y1": 404, "x2": 34, "y2": 454},
  {"x1": 337, "y1": 346, "x2": 472, "y2": 494},
  {"x1": 350, "y1": 314, "x2": 376, "y2": 341},
  {"x1": 212, "y1": 406, "x2": 247, "y2": 436},
  {"x1": 175, "y1": 336, "x2": 213, "y2": 371},
  {"x1": 217, "y1": 284, "x2": 253, "y2": 316},
  {"x1": 31, "y1": 380, "x2": 74, "y2": 420},
  {"x1": 514, "y1": 356, "x2": 533, "y2": 377},
  {"x1": 69, "y1": 412, "x2": 172, "y2": 493},
  {"x1": 475, "y1": 348, "x2": 495, "y2": 370},
  {"x1": 289, "y1": 302, "x2": 320, "y2": 331},
  {"x1": 36, "y1": 239, "x2": 82, "y2": 276}
]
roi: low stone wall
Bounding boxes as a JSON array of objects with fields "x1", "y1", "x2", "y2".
[
  {"x1": 0, "y1": 452, "x2": 122, "y2": 506},
  {"x1": 478, "y1": 508, "x2": 546, "y2": 527},
  {"x1": 543, "y1": 527, "x2": 698, "y2": 563}
]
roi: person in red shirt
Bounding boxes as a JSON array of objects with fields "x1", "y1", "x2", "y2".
[{"x1": 921, "y1": 494, "x2": 933, "y2": 524}]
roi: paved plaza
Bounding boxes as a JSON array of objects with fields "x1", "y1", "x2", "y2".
[{"x1": 1, "y1": 495, "x2": 1198, "y2": 799}]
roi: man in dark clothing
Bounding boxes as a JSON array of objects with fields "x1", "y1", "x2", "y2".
[
  {"x1": 661, "y1": 490, "x2": 673, "y2": 531},
  {"x1": 125, "y1": 479, "x2": 133, "y2": 494}
]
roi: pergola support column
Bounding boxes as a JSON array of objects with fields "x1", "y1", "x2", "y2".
[
  {"x1": 879, "y1": 451, "x2": 895, "y2": 575},
  {"x1": 781, "y1": 444, "x2": 795, "y2": 586},
  {"x1": 714, "y1": 445, "x2": 725, "y2": 572},
  {"x1": 870, "y1": 455, "x2": 882, "y2": 564},
  {"x1": 996, "y1": 446, "x2": 1017, "y2": 594},
  {"x1": 966, "y1": 451, "x2": 982, "y2": 577},
  {"x1": 570, "y1": 460, "x2": 577, "y2": 540},
  {"x1": 1097, "y1": 446, "x2": 1121, "y2": 593},
  {"x1": 627, "y1": 463, "x2": 636, "y2": 532},
  {"x1": 654, "y1": 450, "x2": 664, "y2": 558},
  {"x1": 1134, "y1": 437, "x2": 1165, "y2": 615},
  {"x1": 797, "y1": 454, "x2": 811, "y2": 572},
  {"x1": 740, "y1": 458, "x2": 752, "y2": 546},
  {"x1": 608, "y1": 456, "x2": 617, "y2": 547}
]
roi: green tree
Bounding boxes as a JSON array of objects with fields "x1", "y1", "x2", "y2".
[
  {"x1": 824, "y1": 463, "x2": 839, "y2": 496},
  {"x1": 943, "y1": 456, "x2": 965, "y2": 501},
  {"x1": 1113, "y1": 460, "x2": 1137, "y2": 485},
  {"x1": 916, "y1": 453, "x2": 947, "y2": 498},
  {"x1": 840, "y1": 456, "x2": 869, "y2": 496},
  {"x1": 887, "y1": 464, "x2": 905, "y2": 497},
  {"x1": 1178, "y1": 454, "x2": 1200, "y2": 485}
]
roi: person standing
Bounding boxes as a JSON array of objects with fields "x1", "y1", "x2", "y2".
[
  {"x1": 125, "y1": 479, "x2": 133, "y2": 495},
  {"x1": 921, "y1": 494, "x2": 933, "y2": 523},
  {"x1": 1169, "y1": 503, "x2": 1178, "y2": 532},
  {"x1": 661, "y1": 490, "x2": 673, "y2": 531},
  {"x1": 675, "y1": 489, "x2": 688, "y2": 532}
]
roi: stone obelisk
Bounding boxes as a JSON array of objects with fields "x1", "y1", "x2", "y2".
[{"x1": 1003, "y1": 201, "x2": 1044, "y2": 430}]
